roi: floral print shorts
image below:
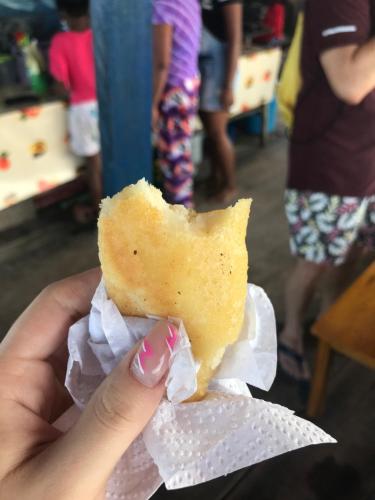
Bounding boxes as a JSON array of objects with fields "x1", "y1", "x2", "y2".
[{"x1": 285, "y1": 190, "x2": 375, "y2": 265}]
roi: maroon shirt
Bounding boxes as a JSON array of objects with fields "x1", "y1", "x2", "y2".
[{"x1": 289, "y1": 0, "x2": 375, "y2": 197}]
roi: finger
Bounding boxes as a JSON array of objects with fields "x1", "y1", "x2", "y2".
[
  {"x1": 32, "y1": 321, "x2": 178, "y2": 499},
  {"x1": 1, "y1": 268, "x2": 101, "y2": 361}
]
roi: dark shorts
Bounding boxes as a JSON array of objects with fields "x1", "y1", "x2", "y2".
[{"x1": 285, "y1": 189, "x2": 375, "y2": 265}]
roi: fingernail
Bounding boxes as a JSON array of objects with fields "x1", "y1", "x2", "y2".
[{"x1": 130, "y1": 320, "x2": 178, "y2": 388}]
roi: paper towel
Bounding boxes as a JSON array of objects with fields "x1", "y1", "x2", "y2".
[{"x1": 62, "y1": 280, "x2": 336, "y2": 500}]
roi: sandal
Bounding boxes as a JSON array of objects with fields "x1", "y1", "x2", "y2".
[
  {"x1": 278, "y1": 341, "x2": 311, "y2": 403},
  {"x1": 278, "y1": 341, "x2": 311, "y2": 382}
]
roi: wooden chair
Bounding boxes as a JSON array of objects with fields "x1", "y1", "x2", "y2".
[{"x1": 307, "y1": 261, "x2": 375, "y2": 417}]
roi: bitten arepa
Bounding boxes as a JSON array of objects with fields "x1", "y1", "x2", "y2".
[{"x1": 98, "y1": 179, "x2": 251, "y2": 400}]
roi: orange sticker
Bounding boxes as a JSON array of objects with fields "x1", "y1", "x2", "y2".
[
  {"x1": 245, "y1": 77, "x2": 254, "y2": 88},
  {"x1": 31, "y1": 141, "x2": 47, "y2": 158}
]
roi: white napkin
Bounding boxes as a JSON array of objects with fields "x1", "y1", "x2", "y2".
[{"x1": 59, "y1": 280, "x2": 335, "y2": 500}]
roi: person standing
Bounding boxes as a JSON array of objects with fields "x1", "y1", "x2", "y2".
[
  {"x1": 279, "y1": 0, "x2": 375, "y2": 382},
  {"x1": 199, "y1": 0, "x2": 243, "y2": 203},
  {"x1": 50, "y1": 0, "x2": 102, "y2": 222},
  {"x1": 152, "y1": 0, "x2": 201, "y2": 208}
]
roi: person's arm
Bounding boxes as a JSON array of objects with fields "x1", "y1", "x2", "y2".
[
  {"x1": 49, "y1": 35, "x2": 70, "y2": 102},
  {"x1": 320, "y1": 40, "x2": 375, "y2": 105},
  {"x1": 52, "y1": 80, "x2": 69, "y2": 101},
  {"x1": 221, "y1": 2, "x2": 243, "y2": 110},
  {"x1": 152, "y1": 24, "x2": 173, "y2": 126}
]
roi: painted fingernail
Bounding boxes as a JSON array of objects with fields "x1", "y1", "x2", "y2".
[{"x1": 130, "y1": 320, "x2": 178, "y2": 388}]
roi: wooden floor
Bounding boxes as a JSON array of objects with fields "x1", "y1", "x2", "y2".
[{"x1": 0, "y1": 132, "x2": 374, "y2": 500}]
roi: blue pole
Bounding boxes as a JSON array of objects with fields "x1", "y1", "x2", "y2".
[{"x1": 91, "y1": 0, "x2": 152, "y2": 196}]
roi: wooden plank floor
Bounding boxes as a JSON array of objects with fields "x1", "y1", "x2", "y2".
[{"x1": 0, "y1": 133, "x2": 374, "y2": 499}]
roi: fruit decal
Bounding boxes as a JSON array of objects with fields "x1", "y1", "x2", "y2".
[
  {"x1": 246, "y1": 76, "x2": 254, "y2": 89},
  {"x1": 3, "y1": 193, "x2": 17, "y2": 207},
  {"x1": 20, "y1": 107, "x2": 41, "y2": 120},
  {"x1": 0, "y1": 152, "x2": 11, "y2": 170},
  {"x1": 31, "y1": 141, "x2": 47, "y2": 158},
  {"x1": 263, "y1": 70, "x2": 272, "y2": 82},
  {"x1": 38, "y1": 179, "x2": 56, "y2": 192}
]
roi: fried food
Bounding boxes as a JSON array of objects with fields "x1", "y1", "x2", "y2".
[{"x1": 98, "y1": 179, "x2": 251, "y2": 400}]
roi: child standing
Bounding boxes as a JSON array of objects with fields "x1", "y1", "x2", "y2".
[
  {"x1": 152, "y1": 0, "x2": 201, "y2": 208},
  {"x1": 49, "y1": 0, "x2": 101, "y2": 220}
]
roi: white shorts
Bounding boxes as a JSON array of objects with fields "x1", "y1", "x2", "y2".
[{"x1": 69, "y1": 100, "x2": 100, "y2": 157}]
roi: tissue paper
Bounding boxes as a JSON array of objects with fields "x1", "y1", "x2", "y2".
[
  {"x1": 144, "y1": 394, "x2": 335, "y2": 489},
  {"x1": 62, "y1": 280, "x2": 336, "y2": 500}
]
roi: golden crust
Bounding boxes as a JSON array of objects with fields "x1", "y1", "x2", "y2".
[{"x1": 98, "y1": 180, "x2": 251, "y2": 400}]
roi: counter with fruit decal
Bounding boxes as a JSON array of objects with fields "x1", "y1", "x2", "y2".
[{"x1": 0, "y1": 101, "x2": 81, "y2": 210}]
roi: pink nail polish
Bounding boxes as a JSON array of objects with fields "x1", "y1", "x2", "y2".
[{"x1": 130, "y1": 320, "x2": 178, "y2": 388}]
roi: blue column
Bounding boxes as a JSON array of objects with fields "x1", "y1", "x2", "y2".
[{"x1": 91, "y1": 0, "x2": 152, "y2": 196}]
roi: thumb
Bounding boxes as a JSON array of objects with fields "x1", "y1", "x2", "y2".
[{"x1": 41, "y1": 320, "x2": 178, "y2": 498}]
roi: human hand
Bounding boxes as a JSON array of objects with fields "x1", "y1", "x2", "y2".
[
  {"x1": 0, "y1": 269, "x2": 174, "y2": 499},
  {"x1": 221, "y1": 87, "x2": 234, "y2": 111}
]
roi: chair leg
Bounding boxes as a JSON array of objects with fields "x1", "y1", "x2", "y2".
[
  {"x1": 260, "y1": 103, "x2": 268, "y2": 147},
  {"x1": 307, "y1": 340, "x2": 332, "y2": 418}
]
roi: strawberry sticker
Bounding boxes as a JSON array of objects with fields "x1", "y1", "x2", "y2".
[
  {"x1": 0, "y1": 152, "x2": 11, "y2": 170},
  {"x1": 263, "y1": 70, "x2": 272, "y2": 82},
  {"x1": 21, "y1": 107, "x2": 41, "y2": 120}
]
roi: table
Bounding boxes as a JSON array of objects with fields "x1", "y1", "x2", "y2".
[
  {"x1": 192, "y1": 46, "x2": 282, "y2": 159},
  {"x1": 232, "y1": 46, "x2": 282, "y2": 115},
  {"x1": 194, "y1": 47, "x2": 281, "y2": 130},
  {"x1": 0, "y1": 100, "x2": 81, "y2": 210}
]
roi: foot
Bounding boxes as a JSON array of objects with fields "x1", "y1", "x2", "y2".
[{"x1": 278, "y1": 333, "x2": 310, "y2": 381}]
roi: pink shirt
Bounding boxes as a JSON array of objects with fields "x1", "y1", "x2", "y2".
[{"x1": 49, "y1": 29, "x2": 96, "y2": 104}]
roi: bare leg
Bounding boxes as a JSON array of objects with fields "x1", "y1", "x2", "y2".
[
  {"x1": 279, "y1": 258, "x2": 326, "y2": 379},
  {"x1": 319, "y1": 244, "x2": 363, "y2": 314},
  {"x1": 279, "y1": 245, "x2": 364, "y2": 379},
  {"x1": 86, "y1": 153, "x2": 102, "y2": 212},
  {"x1": 72, "y1": 154, "x2": 102, "y2": 224},
  {"x1": 200, "y1": 110, "x2": 237, "y2": 202}
]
